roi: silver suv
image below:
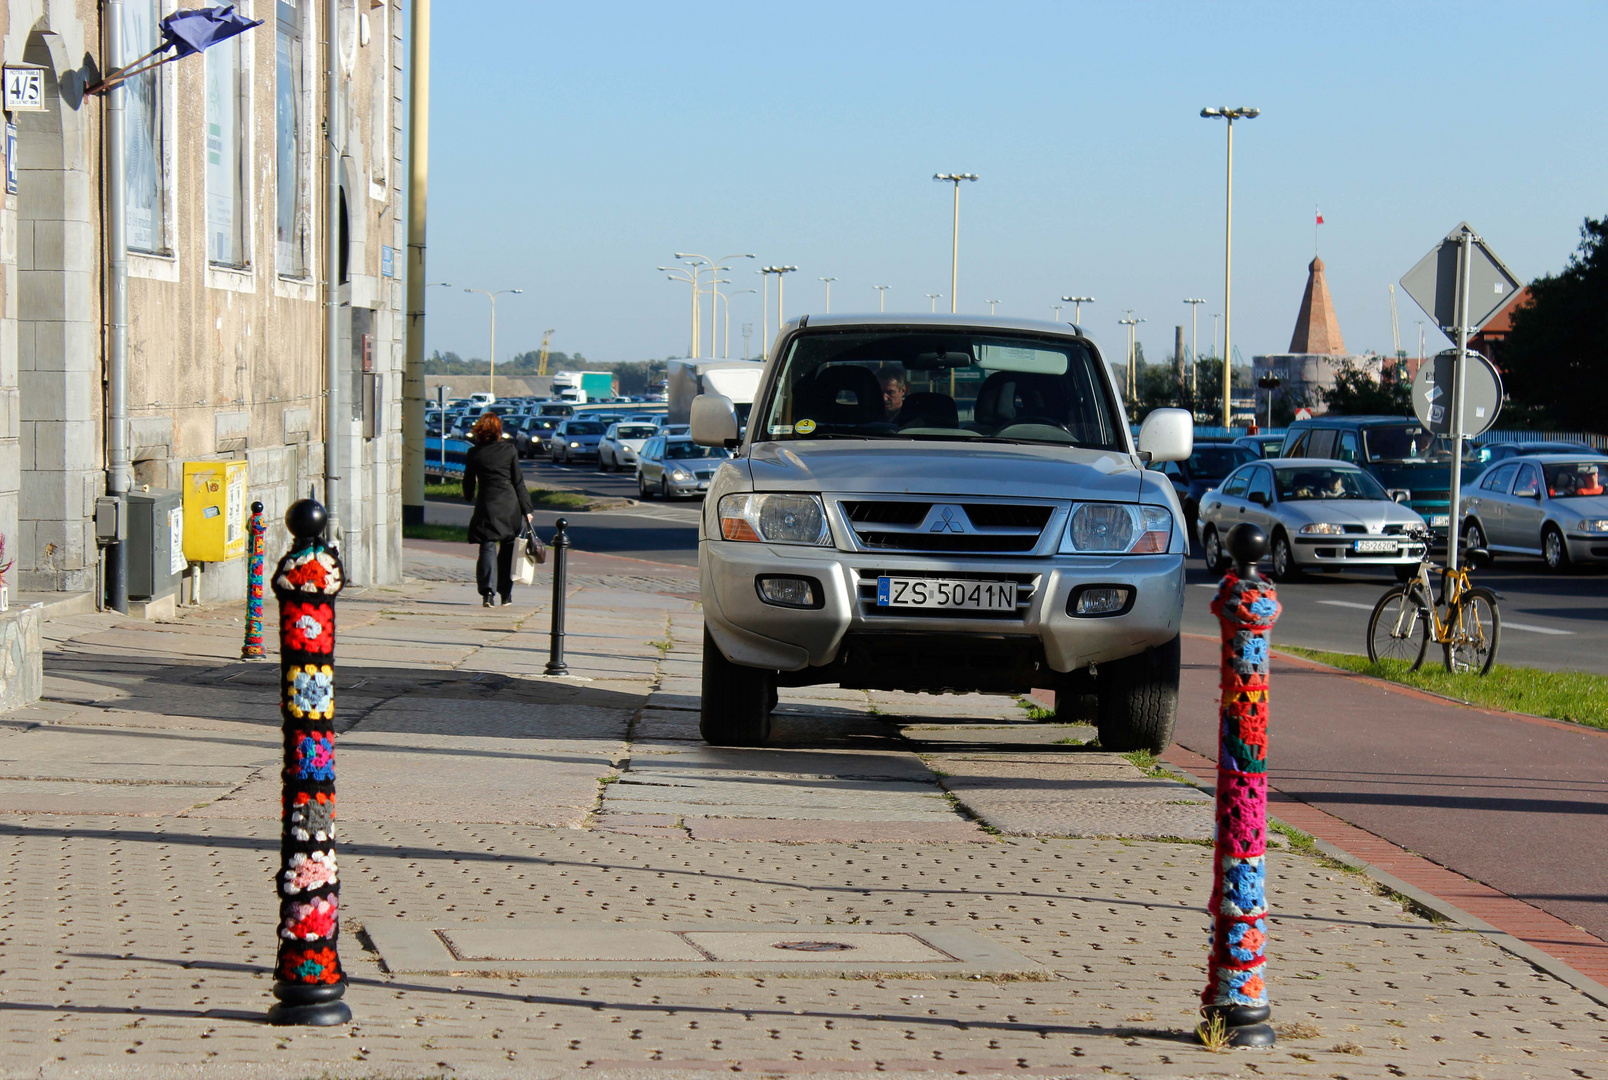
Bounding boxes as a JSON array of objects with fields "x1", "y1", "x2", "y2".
[{"x1": 690, "y1": 315, "x2": 1193, "y2": 751}]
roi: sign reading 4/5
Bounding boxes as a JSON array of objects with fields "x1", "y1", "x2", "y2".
[{"x1": 3, "y1": 66, "x2": 45, "y2": 113}]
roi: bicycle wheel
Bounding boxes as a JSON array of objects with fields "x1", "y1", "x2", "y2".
[
  {"x1": 1367, "y1": 584, "x2": 1429, "y2": 671},
  {"x1": 1443, "y1": 586, "x2": 1501, "y2": 676}
]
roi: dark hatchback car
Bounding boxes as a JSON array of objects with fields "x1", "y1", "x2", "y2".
[{"x1": 1151, "y1": 439, "x2": 1258, "y2": 546}]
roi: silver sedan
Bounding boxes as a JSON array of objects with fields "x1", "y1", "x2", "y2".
[
  {"x1": 1459, "y1": 454, "x2": 1608, "y2": 570},
  {"x1": 1198, "y1": 458, "x2": 1428, "y2": 582}
]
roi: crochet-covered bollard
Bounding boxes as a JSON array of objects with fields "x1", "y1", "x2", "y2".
[
  {"x1": 241, "y1": 502, "x2": 268, "y2": 660},
  {"x1": 267, "y1": 499, "x2": 351, "y2": 1026},
  {"x1": 1201, "y1": 522, "x2": 1281, "y2": 1049}
]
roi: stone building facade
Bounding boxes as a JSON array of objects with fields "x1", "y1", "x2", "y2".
[{"x1": 0, "y1": 0, "x2": 405, "y2": 601}]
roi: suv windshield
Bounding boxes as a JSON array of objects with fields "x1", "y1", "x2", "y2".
[
  {"x1": 1189, "y1": 445, "x2": 1256, "y2": 477},
  {"x1": 1363, "y1": 424, "x2": 1475, "y2": 464},
  {"x1": 665, "y1": 442, "x2": 729, "y2": 461},
  {"x1": 1544, "y1": 461, "x2": 1606, "y2": 498},
  {"x1": 758, "y1": 330, "x2": 1122, "y2": 449},
  {"x1": 1276, "y1": 466, "x2": 1388, "y2": 501}
]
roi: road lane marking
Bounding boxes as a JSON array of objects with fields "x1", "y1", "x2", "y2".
[
  {"x1": 1316, "y1": 599, "x2": 1573, "y2": 635},
  {"x1": 1501, "y1": 620, "x2": 1573, "y2": 636}
]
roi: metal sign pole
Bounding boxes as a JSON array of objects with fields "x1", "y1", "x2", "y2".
[{"x1": 1446, "y1": 229, "x2": 1473, "y2": 573}]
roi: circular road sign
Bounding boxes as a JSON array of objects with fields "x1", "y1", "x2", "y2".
[{"x1": 1412, "y1": 349, "x2": 1504, "y2": 438}]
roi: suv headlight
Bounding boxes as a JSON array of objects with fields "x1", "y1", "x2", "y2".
[
  {"x1": 1060, "y1": 503, "x2": 1172, "y2": 554},
  {"x1": 1299, "y1": 522, "x2": 1346, "y2": 535},
  {"x1": 718, "y1": 494, "x2": 831, "y2": 546}
]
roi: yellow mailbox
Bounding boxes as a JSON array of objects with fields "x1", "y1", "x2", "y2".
[{"x1": 182, "y1": 460, "x2": 248, "y2": 562}]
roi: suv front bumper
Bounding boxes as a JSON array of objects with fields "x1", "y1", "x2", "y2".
[{"x1": 700, "y1": 540, "x2": 1184, "y2": 677}]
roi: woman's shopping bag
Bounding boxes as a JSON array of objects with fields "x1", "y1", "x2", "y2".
[{"x1": 513, "y1": 526, "x2": 544, "y2": 586}]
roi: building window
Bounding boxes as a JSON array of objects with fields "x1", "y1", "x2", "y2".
[
  {"x1": 205, "y1": 14, "x2": 249, "y2": 267},
  {"x1": 124, "y1": 0, "x2": 167, "y2": 253},
  {"x1": 369, "y1": 0, "x2": 389, "y2": 187},
  {"x1": 276, "y1": 0, "x2": 309, "y2": 277}
]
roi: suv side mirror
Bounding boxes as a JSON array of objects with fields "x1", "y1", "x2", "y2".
[
  {"x1": 690, "y1": 394, "x2": 740, "y2": 447},
  {"x1": 1137, "y1": 407, "x2": 1192, "y2": 463}
]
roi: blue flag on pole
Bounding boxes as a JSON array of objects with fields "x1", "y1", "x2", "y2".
[{"x1": 159, "y1": 5, "x2": 263, "y2": 59}]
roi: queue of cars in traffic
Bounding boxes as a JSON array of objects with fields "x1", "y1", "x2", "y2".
[{"x1": 1168, "y1": 415, "x2": 1607, "y2": 575}]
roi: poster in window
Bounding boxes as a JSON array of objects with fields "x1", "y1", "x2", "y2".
[
  {"x1": 5, "y1": 121, "x2": 15, "y2": 196},
  {"x1": 205, "y1": 35, "x2": 242, "y2": 265}
]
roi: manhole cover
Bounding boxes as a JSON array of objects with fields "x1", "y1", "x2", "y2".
[{"x1": 774, "y1": 940, "x2": 856, "y2": 952}]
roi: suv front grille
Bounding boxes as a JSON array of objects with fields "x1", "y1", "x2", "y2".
[
  {"x1": 837, "y1": 500, "x2": 1054, "y2": 555},
  {"x1": 855, "y1": 569, "x2": 1039, "y2": 619}
]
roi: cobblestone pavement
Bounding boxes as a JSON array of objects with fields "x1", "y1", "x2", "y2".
[{"x1": 1, "y1": 544, "x2": 1604, "y2": 1079}]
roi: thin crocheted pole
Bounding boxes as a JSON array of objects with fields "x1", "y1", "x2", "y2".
[
  {"x1": 267, "y1": 499, "x2": 350, "y2": 1027},
  {"x1": 241, "y1": 502, "x2": 267, "y2": 660},
  {"x1": 1201, "y1": 522, "x2": 1280, "y2": 1049}
]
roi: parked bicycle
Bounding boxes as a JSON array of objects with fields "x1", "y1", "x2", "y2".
[{"x1": 1366, "y1": 527, "x2": 1502, "y2": 675}]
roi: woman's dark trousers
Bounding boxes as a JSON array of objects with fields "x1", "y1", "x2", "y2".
[{"x1": 477, "y1": 539, "x2": 516, "y2": 599}]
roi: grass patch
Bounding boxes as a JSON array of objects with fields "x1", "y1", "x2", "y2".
[
  {"x1": 402, "y1": 522, "x2": 468, "y2": 542},
  {"x1": 1121, "y1": 748, "x2": 1197, "y2": 788},
  {"x1": 1280, "y1": 646, "x2": 1608, "y2": 730},
  {"x1": 425, "y1": 480, "x2": 597, "y2": 510},
  {"x1": 1016, "y1": 696, "x2": 1055, "y2": 722}
]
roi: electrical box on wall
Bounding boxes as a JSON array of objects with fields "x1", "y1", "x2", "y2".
[
  {"x1": 182, "y1": 460, "x2": 247, "y2": 562},
  {"x1": 126, "y1": 489, "x2": 184, "y2": 600}
]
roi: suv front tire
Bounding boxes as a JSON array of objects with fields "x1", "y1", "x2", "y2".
[
  {"x1": 1094, "y1": 635, "x2": 1180, "y2": 754},
  {"x1": 700, "y1": 627, "x2": 773, "y2": 746}
]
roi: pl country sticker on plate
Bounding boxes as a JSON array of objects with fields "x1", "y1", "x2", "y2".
[{"x1": 795, "y1": 418, "x2": 817, "y2": 435}]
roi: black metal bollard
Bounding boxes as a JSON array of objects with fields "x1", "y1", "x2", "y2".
[
  {"x1": 544, "y1": 517, "x2": 570, "y2": 676},
  {"x1": 267, "y1": 499, "x2": 351, "y2": 1026}
]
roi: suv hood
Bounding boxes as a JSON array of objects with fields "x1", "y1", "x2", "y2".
[{"x1": 747, "y1": 440, "x2": 1145, "y2": 502}]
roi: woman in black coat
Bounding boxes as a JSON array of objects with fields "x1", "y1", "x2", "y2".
[{"x1": 462, "y1": 412, "x2": 535, "y2": 606}]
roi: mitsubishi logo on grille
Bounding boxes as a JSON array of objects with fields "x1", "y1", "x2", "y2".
[{"x1": 927, "y1": 505, "x2": 970, "y2": 533}]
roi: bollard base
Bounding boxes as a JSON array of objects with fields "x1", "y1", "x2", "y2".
[
  {"x1": 241, "y1": 650, "x2": 269, "y2": 661},
  {"x1": 543, "y1": 661, "x2": 570, "y2": 676},
  {"x1": 1201, "y1": 1004, "x2": 1275, "y2": 1048},
  {"x1": 268, "y1": 981, "x2": 351, "y2": 1026}
]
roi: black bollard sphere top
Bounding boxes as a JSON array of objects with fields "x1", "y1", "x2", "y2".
[
  {"x1": 251, "y1": 500, "x2": 264, "y2": 514},
  {"x1": 1226, "y1": 522, "x2": 1268, "y2": 577},
  {"x1": 285, "y1": 499, "x2": 328, "y2": 540}
]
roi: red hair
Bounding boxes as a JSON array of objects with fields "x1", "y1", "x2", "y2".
[{"x1": 470, "y1": 412, "x2": 503, "y2": 445}]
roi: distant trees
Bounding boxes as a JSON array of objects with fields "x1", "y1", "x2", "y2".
[
  {"x1": 1319, "y1": 359, "x2": 1411, "y2": 416},
  {"x1": 1497, "y1": 215, "x2": 1607, "y2": 431}
]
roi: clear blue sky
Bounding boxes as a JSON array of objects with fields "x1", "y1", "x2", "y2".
[{"x1": 420, "y1": 1, "x2": 1606, "y2": 369}]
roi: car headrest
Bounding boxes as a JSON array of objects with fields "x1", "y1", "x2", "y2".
[
  {"x1": 797, "y1": 365, "x2": 884, "y2": 426},
  {"x1": 973, "y1": 372, "x2": 1069, "y2": 427},
  {"x1": 896, "y1": 392, "x2": 959, "y2": 430}
]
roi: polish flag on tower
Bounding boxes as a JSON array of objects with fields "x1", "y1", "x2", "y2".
[{"x1": 1316, "y1": 208, "x2": 1325, "y2": 225}]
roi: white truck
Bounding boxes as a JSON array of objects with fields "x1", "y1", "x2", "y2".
[
  {"x1": 668, "y1": 360, "x2": 765, "y2": 430},
  {"x1": 551, "y1": 371, "x2": 616, "y2": 404}
]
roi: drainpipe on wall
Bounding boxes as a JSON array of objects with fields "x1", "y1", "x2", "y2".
[
  {"x1": 400, "y1": 0, "x2": 429, "y2": 526},
  {"x1": 104, "y1": 0, "x2": 131, "y2": 614},
  {"x1": 323, "y1": 0, "x2": 343, "y2": 540}
]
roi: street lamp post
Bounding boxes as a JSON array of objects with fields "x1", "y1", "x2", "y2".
[
  {"x1": 709, "y1": 276, "x2": 732, "y2": 358},
  {"x1": 725, "y1": 288, "x2": 755, "y2": 358},
  {"x1": 1119, "y1": 314, "x2": 1144, "y2": 404},
  {"x1": 1200, "y1": 106, "x2": 1260, "y2": 428},
  {"x1": 1051, "y1": 304, "x2": 1064, "y2": 323},
  {"x1": 1184, "y1": 298, "x2": 1207, "y2": 406},
  {"x1": 873, "y1": 285, "x2": 890, "y2": 312},
  {"x1": 986, "y1": 299, "x2": 1001, "y2": 315},
  {"x1": 463, "y1": 287, "x2": 522, "y2": 402},
  {"x1": 926, "y1": 293, "x2": 942, "y2": 313},
  {"x1": 1062, "y1": 296, "x2": 1093, "y2": 325},
  {"x1": 660, "y1": 264, "x2": 702, "y2": 358},
  {"x1": 818, "y1": 276, "x2": 836, "y2": 313},
  {"x1": 676, "y1": 253, "x2": 756, "y2": 357},
  {"x1": 933, "y1": 172, "x2": 978, "y2": 312},
  {"x1": 762, "y1": 265, "x2": 798, "y2": 330}
]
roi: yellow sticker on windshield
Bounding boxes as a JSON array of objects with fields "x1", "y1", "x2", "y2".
[{"x1": 795, "y1": 418, "x2": 817, "y2": 435}]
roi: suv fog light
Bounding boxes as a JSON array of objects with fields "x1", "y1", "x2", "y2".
[
  {"x1": 1069, "y1": 585, "x2": 1133, "y2": 617},
  {"x1": 757, "y1": 575, "x2": 822, "y2": 608}
]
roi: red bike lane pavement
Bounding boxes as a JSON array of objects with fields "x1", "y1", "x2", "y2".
[{"x1": 1168, "y1": 633, "x2": 1608, "y2": 979}]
